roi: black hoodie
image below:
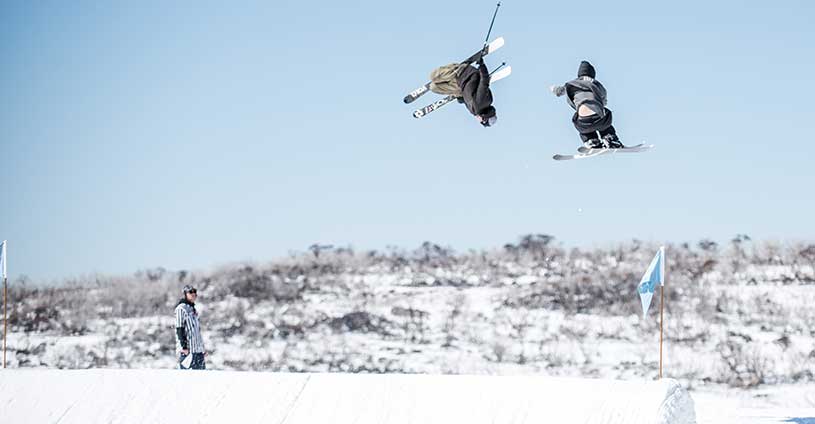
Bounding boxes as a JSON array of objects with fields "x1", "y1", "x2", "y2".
[{"x1": 456, "y1": 63, "x2": 494, "y2": 117}]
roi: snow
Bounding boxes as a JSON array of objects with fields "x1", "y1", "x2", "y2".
[
  {"x1": 5, "y1": 244, "x2": 815, "y2": 422},
  {"x1": 0, "y1": 369, "x2": 695, "y2": 424},
  {"x1": 693, "y1": 384, "x2": 815, "y2": 423}
]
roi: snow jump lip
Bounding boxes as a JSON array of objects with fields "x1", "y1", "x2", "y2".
[{"x1": 0, "y1": 369, "x2": 696, "y2": 424}]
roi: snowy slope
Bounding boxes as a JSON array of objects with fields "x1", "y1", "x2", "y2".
[
  {"x1": 693, "y1": 384, "x2": 815, "y2": 424},
  {"x1": 0, "y1": 369, "x2": 695, "y2": 424}
]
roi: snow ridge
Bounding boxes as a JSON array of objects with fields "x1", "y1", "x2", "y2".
[
  {"x1": 657, "y1": 379, "x2": 697, "y2": 424},
  {"x1": 0, "y1": 369, "x2": 696, "y2": 424}
]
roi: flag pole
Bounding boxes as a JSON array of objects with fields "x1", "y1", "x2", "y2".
[
  {"x1": 659, "y1": 247, "x2": 665, "y2": 379},
  {"x1": 2, "y1": 240, "x2": 6, "y2": 369},
  {"x1": 659, "y1": 281, "x2": 663, "y2": 378},
  {"x1": 2, "y1": 274, "x2": 6, "y2": 368}
]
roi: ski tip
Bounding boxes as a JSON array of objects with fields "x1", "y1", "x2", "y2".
[
  {"x1": 489, "y1": 65, "x2": 512, "y2": 83},
  {"x1": 489, "y1": 37, "x2": 505, "y2": 50},
  {"x1": 403, "y1": 96, "x2": 412, "y2": 104}
]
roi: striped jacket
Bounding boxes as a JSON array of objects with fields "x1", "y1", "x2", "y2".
[{"x1": 175, "y1": 300, "x2": 205, "y2": 353}]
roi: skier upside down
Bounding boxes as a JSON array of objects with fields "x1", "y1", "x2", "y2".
[{"x1": 427, "y1": 54, "x2": 497, "y2": 128}]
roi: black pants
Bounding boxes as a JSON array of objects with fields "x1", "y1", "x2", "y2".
[
  {"x1": 572, "y1": 108, "x2": 616, "y2": 142},
  {"x1": 179, "y1": 352, "x2": 206, "y2": 370}
]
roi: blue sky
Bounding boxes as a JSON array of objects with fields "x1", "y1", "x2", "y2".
[{"x1": 2, "y1": 1, "x2": 814, "y2": 280}]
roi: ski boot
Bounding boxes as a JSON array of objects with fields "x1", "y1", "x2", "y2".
[
  {"x1": 582, "y1": 138, "x2": 605, "y2": 150},
  {"x1": 580, "y1": 137, "x2": 606, "y2": 152},
  {"x1": 602, "y1": 133, "x2": 624, "y2": 149}
]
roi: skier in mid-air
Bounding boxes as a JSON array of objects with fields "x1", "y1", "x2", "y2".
[
  {"x1": 428, "y1": 54, "x2": 498, "y2": 127},
  {"x1": 550, "y1": 61, "x2": 623, "y2": 149}
]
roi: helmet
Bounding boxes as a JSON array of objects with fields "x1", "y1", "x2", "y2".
[{"x1": 182, "y1": 285, "x2": 197, "y2": 295}]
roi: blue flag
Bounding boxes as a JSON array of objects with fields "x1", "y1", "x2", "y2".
[{"x1": 637, "y1": 246, "x2": 664, "y2": 318}]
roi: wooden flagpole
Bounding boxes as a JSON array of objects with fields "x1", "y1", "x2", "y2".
[
  {"x1": 659, "y1": 280, "x2": 664, "y2": 379},
  {"x1": 3, "y1": 275, "x2": 6, "y2": 368},
  {"x1": 2, "y1": 240, "x2": 6, "y2": 369},
  {"x1": 659, "y1": 247, "x2": 666, "y2": 379}
]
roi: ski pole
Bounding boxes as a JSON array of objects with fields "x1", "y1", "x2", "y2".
[
  {"x1": 489, "y1": 62, "x2": 507, "y2": 75},
  {"x1": 483, "y1": 2, "x2": 501, "y2": 47}
]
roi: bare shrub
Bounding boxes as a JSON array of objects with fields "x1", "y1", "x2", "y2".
[
  {"x1": 328, "y1": 311, "x2": 394, "y2": 336},
  {"x1": 391, "y1": 306, "x2": 429, "y2": 343},
  {"x1": 442, "y1": 294, "x2": 467, "y2": 348},
  {"x1": 716, "y1": 339, "x2": 772, "y2": 388},
  {"x1": 487, "y1": 341, "x2": 508, "y2": 363},
  {"x1": 211, "y1": 265, "x2": 305, "y2": 302},
  {"x1": 413, "y1": 241, "x2": 456, "y2": 268}
]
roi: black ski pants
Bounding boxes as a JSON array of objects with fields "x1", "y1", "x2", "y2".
[
  {"x1": 572, "y1": 108, "x2": 616, "y2": 142},
  {"x1": 179, "y1": 352, "x2": 206, "y2": 370}
]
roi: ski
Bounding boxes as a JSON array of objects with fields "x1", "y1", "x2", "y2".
[
  {"x1": 552, "y1": 143, "x2": 654, "y2": 161},
  {"x1": 413, "y1": 65, "x2": 511, "y2": 119},
  {"x1": 577, "y1": 142, "x2": 648, "y2": 153},
  {"x1": 403, "y1": 37, "x2": 505, "y2": 104}
]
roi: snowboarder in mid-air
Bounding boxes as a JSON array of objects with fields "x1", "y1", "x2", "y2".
[
  {"x1": 428, "y1": 54, "x2": 498, "y2": 127},
  {"x1": 551, "y1": 61, "x2": 623, "y2": 149}
]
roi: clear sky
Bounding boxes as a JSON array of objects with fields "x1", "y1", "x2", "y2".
[{"x1": 2, "y1": 1, "x2": 814, "y2": 280}]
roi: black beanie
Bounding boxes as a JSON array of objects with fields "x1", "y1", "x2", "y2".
[
  {"x1": 480, "y1": 105, "x2": 496, "y2": 119},
  {"x1": 578, "y1": 61, "x2": 596, "y2": 78},
  {"x1": 479, "y1": 106, "x2": 497, "y2": 127}
]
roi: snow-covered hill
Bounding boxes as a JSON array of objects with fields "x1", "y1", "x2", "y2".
[
  {"x1": 3, "y1": 237, "x2": 815, "y2": 419},
  {"x1": 6, "y1": 239, "x2": 814, "y2": 385},
  {"x1": 0, "y1": 369, "x2": 696, "y2": 424}
]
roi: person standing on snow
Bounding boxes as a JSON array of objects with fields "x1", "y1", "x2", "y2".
[
  {"x1": 429, "y1": 55, "x2": 498, "y2": 127},
  {"x1": 175, "y1": 285, "x2": 206, "y2": 370},
  {"x1": 550, "y1": 60, "x2": 623, "y2": 149}
]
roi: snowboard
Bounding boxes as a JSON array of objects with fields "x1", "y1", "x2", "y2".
[
  {"x1": 403, "y1": 37, "x2": 505, "y2": 104},
  {"x1": 552, "y1": 143, "x2": 654, "y2": 161}
]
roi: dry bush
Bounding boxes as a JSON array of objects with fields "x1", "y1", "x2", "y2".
[
  {"x1": 207, "y1": 264, "x2": 306, "y2": 303},
  {"x1": 391, "y1": 306, "x2": 429, "y2": 343},
  {"x1": 100, "y1": 277, "x2": 178, "y2": 318},
  {"x1": 503, "y1": 272, "x2": 638, "y2": 316},
  {"x1": 10, "y1": 283, "x2": 93, "y2": 335},
  {"x1": 441, "y1": 294, "x2": 467, "y2": 348},
  {"x1": 328, "y1": 311, "x2": 394, "y2": 336},
  {"x1": 716, "y1": 339, "x2": 772, "y2": 388}
]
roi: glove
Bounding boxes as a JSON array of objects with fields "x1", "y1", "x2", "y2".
[{"x1": 550, "y1": 85, "x2": 566, "y2": 97}]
